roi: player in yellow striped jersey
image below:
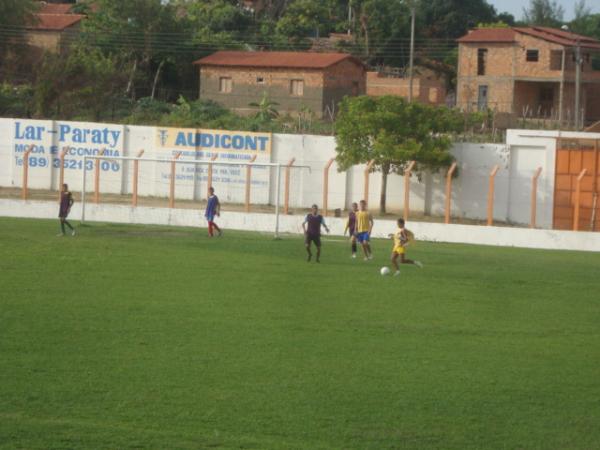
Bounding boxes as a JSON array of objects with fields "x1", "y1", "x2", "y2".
[
  {"x1": 389, "y1": 218, "x2": 422, "y2": 276},
  {"x1": 355, "y1": 200, "x2": 374, "y2": 260}
]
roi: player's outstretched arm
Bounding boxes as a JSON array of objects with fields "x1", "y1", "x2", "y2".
[{"x1": 321, "y1": 216, "x2": 329, "y2": 234}]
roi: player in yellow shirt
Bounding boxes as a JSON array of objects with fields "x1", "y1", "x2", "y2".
[
  {"x1": 355, "y1": 200, "x2": 373, "y2": 260},
  {"x1": 389, "y1": 218, "x2": 422, "y2": 276}
]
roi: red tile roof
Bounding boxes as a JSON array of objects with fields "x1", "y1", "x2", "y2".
[
  {"x1": 458, "y1": 27, "x2": 600, "y2": 50},
  {"x1": 194, "y1": 51, "x2": 364, "y2": 69},
  {"x1": 27, "y1": 13, "x2": 84, "y2": 31},
  {"x1": 38, "y1": 3, "x2": 75, "y2": 14},
  {"x1": 515, "y1": 27, "x2": 600, "y2": 50},
  {"x1": 456, "y1": 28, "x2": 516, "y2": 43}
]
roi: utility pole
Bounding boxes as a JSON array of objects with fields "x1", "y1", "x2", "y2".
[
  {"x1": 574, "y1": 39, "x2": 582, "y2": 130},
  {"x1": 408, "y1": 3, "x2": 416, "y2": 103},
  {"x1": 347, "y1": 0, "x2": 352, "y2": 35}
]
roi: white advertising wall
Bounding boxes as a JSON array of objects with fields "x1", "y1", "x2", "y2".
[{"x1": 3, "y1": 117, "x2": 599, "y2": 229}]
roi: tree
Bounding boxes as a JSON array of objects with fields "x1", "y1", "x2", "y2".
[
  {"x1": 335, "y1": 96, "x2": 461, "y2": 214},
  {"x1": 79, "y1": 0, "x2": 182, "y2": 99},
  {"x1": 0, "y1": 0, "x2": 38, "y2": 77},
  {"x1": 0, "y1": 0, "x2": 37, "y2": 31},
  {"x1": 275, "y1": 0, "x2": 330, "y2": 47},
  {"x1": 178, "y1": 0, "x2": 253, "y2": 46},
  {"x1": 33, "y1": 48, "x2": 128, "y2": 120},
  {"x1": 419, "y1": 0, "x2": 497, "y2": 40},
  {"x1": 570, "y1": 1, "x2": 600, "y2": 39},
  {"x1": 523, "y1": 0, "x2": 565, "y2": 27}
]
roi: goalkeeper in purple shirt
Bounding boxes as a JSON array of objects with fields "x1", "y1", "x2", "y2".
[
  {"x1": 58, "y1": 183, "x2": 75, "y2": 236},
  {"x1": 205, "y1": 186, "x2": 222, "y2": 237},
  {"x1": 302, "y1": 204, "x2": 329, "y2": 262}
]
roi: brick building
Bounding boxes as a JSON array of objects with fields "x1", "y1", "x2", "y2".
[
  {"x1": 366, "y1": 68, "x2": 447, "y2": 106},
  {"x1": 456, "y1": 27, "x2": 600, "y2": 125},
  {"x1": 193, "y1": 51, "x2": 366, "y2": 119},
  {"x1": 25, "y1": 3, "x2": 84, "y2": 53}
]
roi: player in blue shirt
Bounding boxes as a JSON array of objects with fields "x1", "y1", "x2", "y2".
[
  {"x1": 302, "y1": 204, "x2": 329, "y2": 262},
  {"x1": 205, "y1": 186, "x2": 221, "y2": 237}
]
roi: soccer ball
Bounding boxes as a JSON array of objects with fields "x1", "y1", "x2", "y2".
[{"x1": 380, "y1": 267, "x2": 391, "y2": 276}]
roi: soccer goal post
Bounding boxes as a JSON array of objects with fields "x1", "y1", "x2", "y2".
[{"x1": 80, "y1": 154, "x2": 311, "y2": 238}]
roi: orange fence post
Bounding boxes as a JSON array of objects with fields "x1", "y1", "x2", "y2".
[
  {"x1": 207, "y1": 154, "x2": 218, "y2": 195},
  {"x1": 444, "y1": 162, "x2": 458, "y2": 224},
  {"x1": 323, "y1": 158, "x2": 335, "y2": 216},
  {"x1": 573, "y1": 168, "x2": 587, "y2": 231},
  {"x1": 403, "y1": 160, "x2": 416, "y2": 221},
  {"x1": 245, "y1": 154, "x2": 258, "y2": 212},
  {"x1": 93, "y1": 148, "x2": 106, "y2": 204},
  {"x1": 284, "y1": 157, "x2": 296, "y2": 215},
  {"x1": 487, "y1": 165, "x2": 500, "y2": 226},
  {"x1": 132, "y1": 149, "x2": 144, "y2": 207},
  {"x1": 21, "y1": 145, "x2": 34, "y2": 200},
  {"x1": 530, "y1": 167, "x2": 542, "y2": 228},
  {"x1": 57, "y1": 147, "x2": 68, "y2": 201},
  {"x1": 363, "y1": 159, "x2": 375, "y2": 202},
  {"x1": 169, "y1": 152, "x2": 182, "y2": 209}
]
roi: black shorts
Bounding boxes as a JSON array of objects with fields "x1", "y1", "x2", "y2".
[{"x1": 305, "y1": 234, "x2": 321, "y2": 247}]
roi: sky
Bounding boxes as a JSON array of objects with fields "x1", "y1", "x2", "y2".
[{"x1": 488, "y1": 0, "x2": 600, "y2": 21}]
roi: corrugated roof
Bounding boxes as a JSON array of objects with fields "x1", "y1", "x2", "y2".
[
  {"x1": 456, "y1": 28, "x2": 516, "y2": 43},
  {"x1": 457, "y1": 27, "x2": 600, "y2": 50},
  {"x1": 38, "y1": 3, "x2": 75, "y2": 14},
  {"x1": 27, "y1": 13, "x2": 84, "y2": 31},
  {"x1": 193, "y1": 51, "x2": 364, "y2": 69}
]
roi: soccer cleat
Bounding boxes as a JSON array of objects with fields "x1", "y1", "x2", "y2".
[
  {"x1": 364, "y1": 257, "x2": 369, "y2": 261},
  {"x1": 351, "y1": 253, "x2": 356, "y2": 259},
  {"x1": 307, "y1": 254, "x2": 312, "y2": 262},
  {"x1": 394, "y1": 270, "x2": 401, "y2": 276},
  {"x1": 56, "y1": 233, "x2": 64, "y2": 237},
  {"x1": 415, "y1": 261, "x2": 423, "y2": 268},
  {"x1": 217, "y1": 230, "x2": 223, "y2": 237},
  {"x1": 71, "y1": 230, "x2": 76, "y2": 236},
  {"x1": 368, "y1": 254, "x2": 373, "y2": 260}
]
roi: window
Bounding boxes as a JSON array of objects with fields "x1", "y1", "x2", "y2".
[
  {"x1": 219, "y1": 77, "x2": 232, "y2": 93},
  {"x1": 550, "y1": 50, "x2": 563, "y2": 71},
  {"x1": 257, "y1": 77, "x2": 265, "y2": 84},
  {"x1": 526, "y1": 49, "x2": 539, "y2": 62},
  {"x1": 477, "y1": 48, "x2": 488, "y2": 76},
  {"x1": 290, "y1": 79, "x2": 304, "y2": 96}
]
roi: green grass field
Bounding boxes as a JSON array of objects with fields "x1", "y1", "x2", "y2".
[{"x1": 1, "y1": 217, "x2": 600, "y2": 449}]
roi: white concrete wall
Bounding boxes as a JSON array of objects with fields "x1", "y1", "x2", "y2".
[
  {"x1": 2, "y1": 199, "x2": 599, "y2": 252},
  {"x1": 3, "y1": 117, "x2": 600, "y2": 229}
]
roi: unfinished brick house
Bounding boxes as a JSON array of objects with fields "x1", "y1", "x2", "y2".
[
  {"x1": 456, "y1": 27, "x2": 600, "y2": 125},
  {"x1": 193, "y1": 51, "x2": 366, "y2": 119}
]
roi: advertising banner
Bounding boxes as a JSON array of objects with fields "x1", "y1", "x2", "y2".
[
  {"x1": 154, "y1": 127, "x2": 272, "y2": 202},
  {"x1": 12, "y1": 120, "x2": 125, "y2": 192}
]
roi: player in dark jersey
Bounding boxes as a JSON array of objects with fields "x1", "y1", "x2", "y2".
[
  {"x1": 302, "y1": 204, "x2": 329, "y2": 262},
  {"x1": 343, "y1": 202, "x2": 358, "y2": 258},
  {"x1": 205, "y1": 186, "x2": 222, "y2": 237},
  {"x1": 58, "y1": 183, "x2": 75, "y2": 236}
]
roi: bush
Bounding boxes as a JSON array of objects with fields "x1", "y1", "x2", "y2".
[{"x1": 0, "y1": 83, "x2": 33, "y2": 117}]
